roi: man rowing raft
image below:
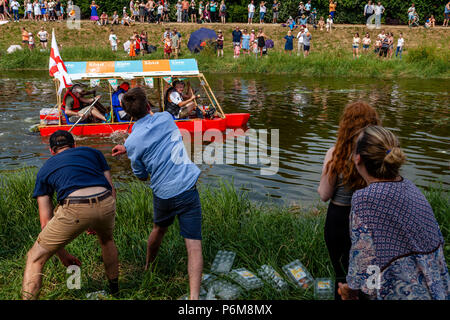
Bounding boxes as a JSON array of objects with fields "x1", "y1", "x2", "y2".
[
  {"x1": 164, "y1": 80, "x2": 205, "y2": 119},
  {"x1": 62, "y1": 84, "x2": 110, "y2": 123}
]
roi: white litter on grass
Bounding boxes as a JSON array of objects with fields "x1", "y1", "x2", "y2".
[
  {"x1": 282, "y1": 259, "x2": 314, "y2": 290},
  {"x1": 210, "y1": 280, "x2": 241, "y2": 300},
  {"x1": 230, "y1": 268, "x2": 264, "y2": 290},
  {"x1": 7, "y1": 45, "x2": 23, "y2": 54},
  {"x1": 210, "y1": 250, "x2": 236, "y2": 274},
  {"x1": 314, "y1": 278, "x2": 334, "y2": 300},
  {"x1": 258, "y1": 264, "x2": 289, "y2": 291}
]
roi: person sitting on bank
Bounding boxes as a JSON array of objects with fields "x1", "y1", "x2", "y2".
[
  {"x1": 62, "y1": 84, "x2": 109, "y2": 123},
  {"x1": 112, "y1": 82, "x2": 131, "y2": 121},
  {"x1": 22, "y1": 130, "x2": 119, "y2": 300},
  {"x1": 164, "y1": 80, "x2": 203, "y2": 119}
]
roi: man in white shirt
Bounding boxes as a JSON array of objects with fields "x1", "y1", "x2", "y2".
[
  {"x1": 248, "y1": 0, "x2": 255, "y2": 24},
  {"x1": 164, "y1": 80, "x2": 201, "y2": 119},
  {"x1": 374, "y1": 2, "x2": 385, "y2": 28},
  {"x1": 37, "y1": 27, "x2": 48, "y2": 49}
]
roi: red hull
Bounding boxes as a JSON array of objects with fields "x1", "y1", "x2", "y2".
[{"x1": 38, "y1": 113, "x2": 250, "y2": 137}]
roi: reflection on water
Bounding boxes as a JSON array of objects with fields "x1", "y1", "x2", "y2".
[{"x1": 0, "y1": 71, "x2": 448, "y2": 205}]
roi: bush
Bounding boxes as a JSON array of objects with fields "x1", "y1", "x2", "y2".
[{"x1": 72, "y1": 0, "x2": 449, "y2": 24}]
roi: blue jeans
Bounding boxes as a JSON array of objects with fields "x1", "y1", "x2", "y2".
[
  {"x1": 260, "y1": 12, "x2": 265, "y2": 21},
  {"x1": 395, "y1": 46, "x2": 403, "y2": 59},
  {"x1": 375, "y1": 14, "x2": 381, "y2": 28},
  {"x1": 13, "y1": 9, "x2": 19, "y2": 21}
]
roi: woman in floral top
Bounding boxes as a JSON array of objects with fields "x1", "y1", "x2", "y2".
[{"x1": 339, "y1": 126, "x2": 449, "y2": 300}]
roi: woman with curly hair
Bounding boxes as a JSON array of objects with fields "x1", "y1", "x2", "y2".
[{"x1": 317, "y1": 101, "x2": 381, "y2": 300}]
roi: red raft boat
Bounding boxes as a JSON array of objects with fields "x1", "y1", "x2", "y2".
[{"x1": 38, "y1": 59, "x2": 250, "y2": 136}]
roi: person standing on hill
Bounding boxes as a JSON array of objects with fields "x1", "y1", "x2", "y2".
[
  {"x1": 272, "y1": 0, "x2": 279, "y2": 24},
  {"x1": 22, "y1": 130, "x2": 119, "y2": 300},
  {"x1": 38, "y1": 27, "x2": 48, "y2": 49},
  {"x1": 318, "y1": 102, "x2": 381, "y2": 300},
  {"x1": 248, "y1": 0, "x2": 255, "y2": 24},
  {"x1": 10, "y1": 0, "x2": 20, "y2": 22},
  {"x1": 364, "y1": 1, "x2": 374, "y2": 19},
  {"x1": 112, "y1": 87, "x2": 204, "y2": 300},
  {"x1": 444, "y1": 2, "x2": 450, "y2": 27},
  {"x1": 374, "y1": 1, "x2": 384, "y2": 29},
  {"x1": 259, "y1": 1, "x2": 266, "y2": 24},
  {"x1": 408, "y1": 3, "x2": 415, "y2": 27},
  {"x1": 329, "y1": 0, "x2": 337, "y2": 20}
]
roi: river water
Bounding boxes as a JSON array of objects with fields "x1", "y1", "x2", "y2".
[{"x1": 0, "y1": 71, "x2": 448, "y2": 205}]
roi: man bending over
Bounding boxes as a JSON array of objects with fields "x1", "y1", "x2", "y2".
[{"x1": 22, "y1": 130, "x2": 119, "y2": 299}]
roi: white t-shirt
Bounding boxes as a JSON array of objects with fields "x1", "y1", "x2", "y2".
[
  {"x1": 27, "y1": 3, "x2": 33, "y2": 11},
  {"x1": 260, "y1": 5, "x2": 266, "y2": 13},
  {"x1": 38, "y1": 30, "x2": 48, "y2": 41},
  {"x1": 248, "y1": 4, "x2": 255, "y2": 13},
  {"x1": 297, "y1": 31, "x2": 304, "y2": 44},
  {"x1": 11, "y1": 1, "x2": 20, "y2": 10},
  {"x1": 169, "y1": 91, "x2": 183, "y2": 105},
  {"x1": 157, "y1": 5, "x2": 164, "y2": 14},
  {"x1": 362, "y1": 37, "x2": 371, "y2": 45},
  {"x1": 397, "y1": 38, "x2": 404, "y2": 47},
  {"x1": 29, "y1": 36, "x2": 34, "y2": 45},
  {"x1": 378, "y1": 33, "x2": 386, "y2": 40},
  {"x1": 408, "y1": 7, "x2": 415, "y2": 15},
  {"x1": 353, "y1": 37, "x2": 360, "y2": 46},
  {"x1": 326, "y1": 18, "x2": 333, "y2": 25},
  {"x1": 374, "y1": 5, "x2": 384, "y2": 15},
  {"x1": 109, "y1": 34, "x2": 118, "y2": 46}
]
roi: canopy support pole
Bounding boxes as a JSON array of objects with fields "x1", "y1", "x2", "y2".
[{"x1": 200, "y1": 74, "x2": 225, "y2": 119}]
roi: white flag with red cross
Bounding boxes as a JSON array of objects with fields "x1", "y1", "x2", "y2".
[{"x1": 49, "y1": 30, "x2": 72, "y2": 94}]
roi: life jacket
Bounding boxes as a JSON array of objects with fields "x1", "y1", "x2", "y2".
[
  {"x1": 112, "y1": 88, "x2": 127, "y2": 107},
  {"x1": 61, "y1": 90, "x2": 81, "y2": 112},
  {"x1": 164, "y1": 87, "x2": 181, "y2": 118}
]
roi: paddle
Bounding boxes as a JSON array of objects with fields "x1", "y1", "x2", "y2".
[{"x1": 68, "y1": 96, "x2": 101, "y2": 133}]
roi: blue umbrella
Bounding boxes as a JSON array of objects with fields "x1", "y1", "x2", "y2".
[{"x1": 187, "y1": 28, "x2": 218, "y2": 53}]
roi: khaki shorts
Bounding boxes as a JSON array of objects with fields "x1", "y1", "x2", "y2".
[{"x1": 37, "y1": 192, "x2": 116, "y2": 252}]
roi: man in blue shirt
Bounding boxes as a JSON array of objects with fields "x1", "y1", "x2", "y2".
[
  {"x1": 112, "y1": 87, "x2": 203, "y2": 300},
  {"x1": 232, "y1": 26, "x2": 242, "y2": 48},
  {"x1": 23, "y1": 130, "x2": 119, "y2": 299}
]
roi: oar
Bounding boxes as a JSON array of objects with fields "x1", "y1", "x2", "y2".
[
  {"x1": 126, "y1": 117, "x2": 134, "y2": 134},
  {"x1": 68, "y1": 97, "x2": 101, "y2": 133}
]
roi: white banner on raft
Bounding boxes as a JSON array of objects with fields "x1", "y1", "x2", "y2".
[
  {"x1": 108, "y1": 79, "x2": 119, "y2": 90},
  {"x1": 90, "y1": 79, "x2": 100, "y2": 88},
  {"x1": 144, "y1": 77, "x2": 154, "y2": 88}
]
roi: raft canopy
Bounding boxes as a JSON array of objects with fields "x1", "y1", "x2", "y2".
[{"x1": 65, "y1": 58, "x2": 199, "y2": 80}]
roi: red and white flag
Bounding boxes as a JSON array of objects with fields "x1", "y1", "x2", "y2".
[{"x1": 49, "y1": 30, "x2": 72, "y2": 94}]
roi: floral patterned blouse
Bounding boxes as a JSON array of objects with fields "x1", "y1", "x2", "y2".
[{"x1": 346, "y1": 179, "x2": 450, "y2": 300}]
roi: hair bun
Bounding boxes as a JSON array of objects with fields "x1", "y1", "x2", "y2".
[{"x1": 384, "y1": 146, "x2": 406, "y2": 166}]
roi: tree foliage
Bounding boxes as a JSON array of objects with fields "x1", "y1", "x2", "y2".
[{"x1": 73, "y1": 0, "x2": 448, "y2": 24}]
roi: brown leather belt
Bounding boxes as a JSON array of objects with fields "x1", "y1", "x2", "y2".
[{"x1": 60, "y1": 190, "x2": 112, "y2": 206}]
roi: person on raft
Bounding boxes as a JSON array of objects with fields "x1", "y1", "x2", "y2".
[
  {"x1": 62, "y1": 84, "x2": 110, "y2": 123},
  {"x1": 164, "y1": 80, "x2": 205, "y2": 119},
  {"x1": 112, "y1": 82, "x2": 131, "y2": 121}
]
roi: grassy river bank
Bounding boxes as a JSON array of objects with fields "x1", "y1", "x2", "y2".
[
  {"x1": 0, "y1": 169, "x2": 448, "y2": 300},
  {"x1": 0, "y1": 22, "x2": 448, "y2": 78}
]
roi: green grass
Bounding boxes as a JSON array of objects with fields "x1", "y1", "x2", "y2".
[
  {"x1": 0, "y1": 44, "x2": 448, "y2": 78},
  {"x1": 0, "y1": 169, "x2": 448, "y2": 300}
]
